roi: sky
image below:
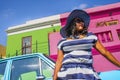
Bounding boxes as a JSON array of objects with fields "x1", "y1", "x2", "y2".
[{"x1": 0, "y1": 0, "x2": 120, "y2": 46}]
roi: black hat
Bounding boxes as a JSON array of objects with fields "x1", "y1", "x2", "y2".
[{"x1": 60, "y1": 9, "x2": 90, "y2": 38}]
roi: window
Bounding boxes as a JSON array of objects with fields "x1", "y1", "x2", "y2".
[
  {"x1": 117, "y1": 29, "x2": 120, "y2": 40},
  {"x1": 41, "y1": 60, "x2": 54, "y2": 79},
  {"x1": 10, "y1": 56, "x2": 54, "y2": 80},
  {"x1": 95, "y1": 31, "x2": 113, "y2": 43},
  {"x1": 10, "y1": 57, "x2": 40, "y2": 80},
  {"x1": 0, "y1": 62, "x2": 7, "y2": 80},
  {"x1": 22, "y1": 36, "x2": 32, "y2": 54}
]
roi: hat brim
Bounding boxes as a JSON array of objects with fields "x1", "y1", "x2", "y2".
[
  {"x1": 60, "y1": 9, "x2": 90, "y2": 38},
  {"x1": 60, "y1": 26, "x2": 66, "y2": 38}
]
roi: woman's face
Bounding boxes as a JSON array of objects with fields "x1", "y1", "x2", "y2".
[{"x1": 75, "y1": 21, "x2": 84, "y2": 31}]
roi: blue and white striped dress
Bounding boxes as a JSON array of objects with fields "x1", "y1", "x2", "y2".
[{"x1": 57, "y1": 32, "x2": 101, "y2": 80}]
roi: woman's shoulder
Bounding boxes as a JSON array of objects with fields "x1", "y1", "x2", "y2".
[
  {"x1": 87, "y1": 32, "x2": 98, "y2": 40},
  {"x1": 57, "y1": 38, "x2": 67, "y2": 45},
  {"x1": 57, "y1": 38, "x2": 68, "y2": 50}
]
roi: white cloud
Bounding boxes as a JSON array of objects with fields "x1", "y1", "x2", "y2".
[
  {"x1": 72, "y1": 3, "x2": 88, "y2": 10},
  {"x1": 79, "y1": 4, "x2": 88, "y2": 9},
  {"x1": 2, "y1": 9, "x2": 15, "y2": 19}
]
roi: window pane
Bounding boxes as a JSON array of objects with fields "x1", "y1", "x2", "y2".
[
  {"x1": 41, "y1": 60, "x2": 54, "y2": 79},
  {"x1": 10, "y1": 57, "x2": 40, "y2": 80},
  {"x1": 0, "y1": 62, "x2": 7, "y2": 80},
  {"x1": 23, "y1": 37, "x2": 31, "y2": 47},
  {"x1": 22, "y1": 48, "x2": 31, "y2": 54},
  {"x1": 22, "y1": 36, "x2": 32, "y2": 54}
]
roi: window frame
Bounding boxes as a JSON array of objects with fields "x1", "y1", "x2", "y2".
[{"x1": 22, "y1": 36, "x2": 32, "y2": 54}]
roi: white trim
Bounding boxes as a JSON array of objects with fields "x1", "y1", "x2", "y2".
[
  {"x1": 26, "y1": 14, "x2": 60, "y2": 24},
  {"x1": 7, "y1": 23, "x2": 61, "y2": 36},
  {"x1": 6, "y1": 14, "x2": 61, "y2": 36},
  {"x1": 7, "y1": 14, "x2": 60, "y2": 30}
]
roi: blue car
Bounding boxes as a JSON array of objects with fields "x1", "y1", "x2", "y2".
[{"x1": 0, "y1": 53, "x2": 55, "y2": 80}]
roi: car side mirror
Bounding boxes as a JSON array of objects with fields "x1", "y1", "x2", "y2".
[{"x1": 36, "y1": 75, "x2": 45, "y2": 80}]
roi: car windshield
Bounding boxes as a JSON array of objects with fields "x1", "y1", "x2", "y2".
[{"x1": 10, "y1": 55, "x2": 54, "y2": 80}]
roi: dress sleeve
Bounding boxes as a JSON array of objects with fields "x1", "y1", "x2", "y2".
[
  {"x1": 92, "y1": 33, "x2": 98, "y2": 44},
  {"x1": 57, "y1": 39, "x2": 65, "y2": 50},
  {"x1": 88, "y1": 32, "x2": 98, "y2": 43},
  {"x1": 93, "y1": 34, "x2": 98, "y2": 42}
]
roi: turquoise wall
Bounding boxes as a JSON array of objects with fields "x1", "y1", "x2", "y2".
[{"x1": 6, "y1": 26, "x2": 61, "y2": 57}]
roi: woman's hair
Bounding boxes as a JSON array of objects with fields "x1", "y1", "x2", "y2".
[{"x1": 65, "y1": 18, "x2": 88, "y2": 38}]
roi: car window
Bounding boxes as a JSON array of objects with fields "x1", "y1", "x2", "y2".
[
  {"x1": 0, "y1": 62, "x2": 7, "y2": 80},
  {"x1": 41, "y1": 60, "x2": 54, "y2": 79},
  {"x1": 10, "y1": 57, "x2": 41, "y2": 80}
]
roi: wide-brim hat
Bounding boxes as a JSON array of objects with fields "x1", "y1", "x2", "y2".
[{"x1": 60, "y1": 9, "x2": 90, "y2": 38}]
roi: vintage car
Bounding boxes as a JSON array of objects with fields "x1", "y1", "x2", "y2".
[{"x1": 0, "y1": 53, "x2": 55, "y2": 80}]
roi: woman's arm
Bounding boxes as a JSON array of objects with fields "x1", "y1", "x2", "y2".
[
  {"x1": 94, "y1": 40, "x2": 120, "y2": 67},
  {"x1": 53, "y1": 49, "x2": 64, "y2": 80}
]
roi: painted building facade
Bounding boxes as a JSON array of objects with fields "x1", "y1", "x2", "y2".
[
  {"x1": 6, "y1": 15, "x2": 61, "y2": 57},
  {"x1": 49, "y1": 2, "x2": 120, "y2": 72}
]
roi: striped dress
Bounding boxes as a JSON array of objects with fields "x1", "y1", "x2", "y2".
[{"x1": 57, "y1": 32, "x2": 101, "y2": 80}]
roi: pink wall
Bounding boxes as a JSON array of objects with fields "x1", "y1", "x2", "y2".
[
  {"x1": 48, "y1": 32, "x2": 62, "y2": 55},
  {"x1": 49, "y1": 32, "x2": 62, "y2": 61},
  {"x1": 89, "y1": 14, "x2": 120, "y2": 55},
  {"x1": 93, "y1": 52, "x2": 120, "y2": 72}
]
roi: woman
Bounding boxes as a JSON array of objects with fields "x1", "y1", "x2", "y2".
[{"x1": 53, "y1": 9, "x2": 120, "y2": 80}]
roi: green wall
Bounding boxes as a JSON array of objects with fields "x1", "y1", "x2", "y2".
[{"x1": 6, "y1": 26, "x2": 61, "y2": 57}]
